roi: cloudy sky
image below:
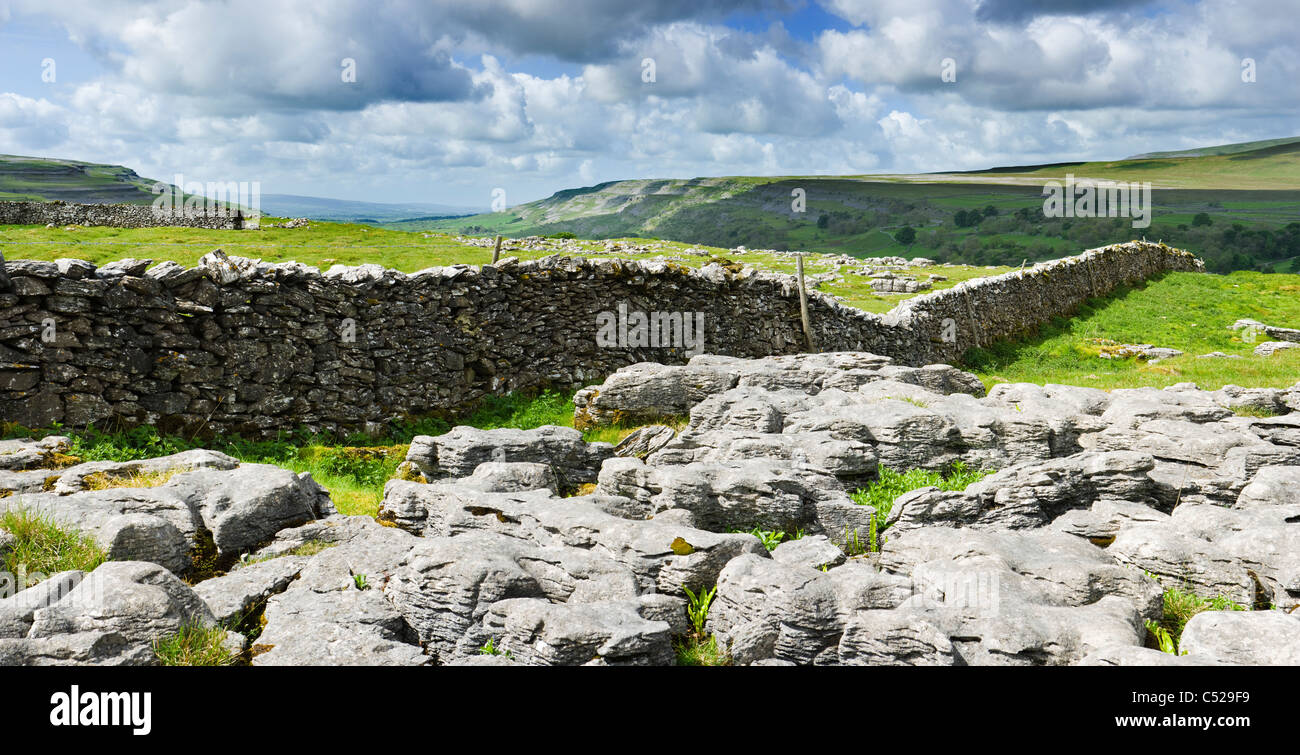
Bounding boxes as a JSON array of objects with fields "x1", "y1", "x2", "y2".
[{"x1": 0, "y1": 0, "x2": 1295, "y2": 208}]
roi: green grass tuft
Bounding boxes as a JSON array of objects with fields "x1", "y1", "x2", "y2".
[
  {"x1": 153, "y1": 623, "x2": 240, "y2": 666},
  {"x1": 674, "y1": 634, "x2": 730, "y2": 666},
  {"x1": 1232, "y1": 405, "x2": 1282, "y2": 418},
  {"x1": 1161, "y1": 586, "x2": 1247, "y2": 641},
  {"x1": 1, "y1": 509, "x2": 108, "y2": 584},
  {"x1": 850, "y1": 461, "x2": 993, "y2": 550},
  {"x1": 1146, "y1": 585, "x2": 1249, "y2": 654},
  {"x1": 1144, "y1": 619, "x2": 1180, "y2": 655}
]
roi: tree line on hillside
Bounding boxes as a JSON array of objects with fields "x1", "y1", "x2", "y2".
[
  {"x1": 915, "y1": 207, "x2": 1300, "y2": 273},
  {"x1": 824, "y1": 206, "x2": 1300, "y2": 273}
]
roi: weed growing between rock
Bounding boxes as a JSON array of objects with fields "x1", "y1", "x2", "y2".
[
  {"x1": 222, "y1": 590, "x2": 287, "y2": 648},
  {"x1": 843, "y1": 527, "x2": 872, "y2": 557},
  {"x1": 238, "y1": 539, "x2": 336, "y2": 568},
  {"x1": 576, "y1": 415, "x2": 690, "y2": 444},
  {"x1": 850, "y1": 461, "x2": 994, "y2": 550},
  {"x1": 479, "y1": 638, "x2": 512, "y2": 658},
  {"x1": 729, "y1": 526, "x2": 804, "y2": 551},
  {"x1": 674, "y1": 634, "x2": 729, "y2": 666},
  {"x1": 1145, "y1": 585, "x2": 1249, "y2": 655},
  {"x1": 153, "y1": 623, "x2": 239, "y2": 666},
  {"x1": 185, "y1": 528, "x2": 224, "y2": 584},
  {"x1": 675, "y1": 583, "x2": 729, "y2": 665},
  {"x1": 1231, "y1": 405, "x2": 1282, "y2": 418}
]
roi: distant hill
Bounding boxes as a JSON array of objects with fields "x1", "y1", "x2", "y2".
[
  {"x1": 941, "y1": 137, "x2": 1300, "y2": 190},
  {"x1": 408, "y1": 137, "x2": 1300, "y2": 273},
  {"x1": 1127, "y1": 136, "x2": 1300, "y2": 159},
  {"x1": 0, "y1": 155, "x2": 483, "y2": 222},
  {"x1": 409, "y1": 136, "x2": 1300, "y2": 238},
  {"x1": 0, "y1": 155, "x2": 166, "y2": 204},
  {"x1": 260, "y1": 194, "x2": 482, "y2": 223}
]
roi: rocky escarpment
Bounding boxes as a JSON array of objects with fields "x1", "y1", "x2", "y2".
[
  {"x1": 0, "y1": 241, "x2": 1200, "y2": 436},
  {"x1": 4, "y1": 351, "x2": 1298, "y2": 666}
]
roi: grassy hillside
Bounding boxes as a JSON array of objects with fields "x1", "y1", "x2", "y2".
[
  {"x1": 950, "y1": 139, "x2": 1300, "y2": 191},
  {"x1": 0, "y1": 154, "x2": 165, "y2": 204},
  {"x1": 1126, "y1": 136, "x2": 1300, "y2": 160},
  {"x1": 412, "y1": 138, "x2": 1300, "y2": 274}
]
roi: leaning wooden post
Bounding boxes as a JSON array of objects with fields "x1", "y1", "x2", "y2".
[
  {"x1": 796, "y1": 253, "x2": 815, "y2": 352},
  {"x1": 492, "y1": 235, "x2": 503, "y2": 263}
]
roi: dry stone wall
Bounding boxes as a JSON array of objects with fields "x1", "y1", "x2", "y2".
[
  {"x1": 879, "y1": 241, "x2": 1203, "y2": 365},
  {"x1": 0, "y1": 241, "x2": 1201, "y2": 436},
  {"x1": 0, "y1": 201, "x2": 245, "y2": 230}
]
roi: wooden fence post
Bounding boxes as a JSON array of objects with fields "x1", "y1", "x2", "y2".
[
  {"x1": 796, "y1": 253, "x2": 815, "y2": 352},
  {"x1": 492, "y1": 235, "x2": 503, "y2": 263}
]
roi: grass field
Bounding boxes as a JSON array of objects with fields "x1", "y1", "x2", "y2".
[
  {"x1": 0, "y1": 219, "x2": 1012, "y2": 313},
  {"x1": 966, "y1": 270, "x2": 1300, "y2": 390}
]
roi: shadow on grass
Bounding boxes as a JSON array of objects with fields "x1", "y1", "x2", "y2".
[{"x1": 959, "y1": 277, "x2": 1162, "y2": 376}]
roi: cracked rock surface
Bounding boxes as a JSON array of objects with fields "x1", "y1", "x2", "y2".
[{"x1": 4, "y1": 352, "x2": 1299, "y2": 665}]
